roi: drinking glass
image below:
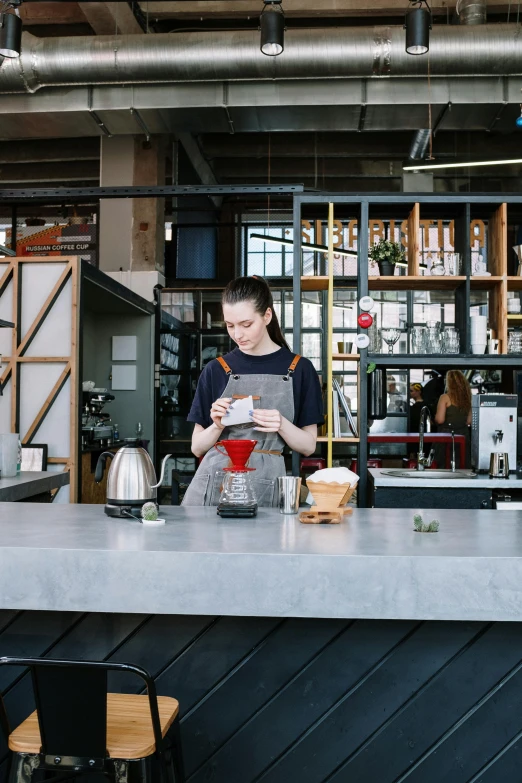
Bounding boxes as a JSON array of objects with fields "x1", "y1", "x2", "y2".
[
  {"x1": 381, "y1": 328, "x2": 401, "y2": 355},
  {"x1": 445, "y1": 253, "x2": 461, "y2": 276},
  {"x1": 411, "y1": 326, "x2": 427, "y2": 354},
  {"x1": 442, "y1": 326, "x2": 460, "y2": 354},
  {"x1": 508, "y1": 330, "x2": 522, "y2": 353},
  {"x1": 425, "y1": 321, "x2": 441, "y2": 353}
]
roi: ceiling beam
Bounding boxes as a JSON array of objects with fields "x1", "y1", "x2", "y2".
[
  {"x1": 140, "y1": 0, "x2": 511, "y2": 19},
  {"x1": 0, "y1": 138, "x2": 100, "y2": 164},
  {"x1": 79, "y1": 2, "x2": 143, "y2": 34},
  {"x1": 0, "y1": 160, "x2": 99, "y2": 183},
  {"x1": 20, "y1": 2, "x2": 90, "y2": 26}
]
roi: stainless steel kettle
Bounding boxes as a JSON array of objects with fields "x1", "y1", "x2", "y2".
[
  {"x1": 489, "y1": 452, "x2": 509, "y2": 478},
  {"x1": 95, "y1": 445, "x2": 171, "y2": 516}
]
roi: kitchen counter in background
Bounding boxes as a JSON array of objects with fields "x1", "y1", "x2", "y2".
[
  {"x1": 1, "y1": 504, "x2": 522, "y2": 783},
  {"x1": 369, "y1": 468, "x2": 522, "y2": 509},
  {"x1": 0, "y1": 471, "x2": 69, "y2": 502}
]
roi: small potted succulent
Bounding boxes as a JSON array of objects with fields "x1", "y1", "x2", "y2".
[
  {"x1": 369, "y1": 239, "x2": 406, "y2": 276},
  {"x1": 141, "y1": 501, "x2": 165, "y2": 526}
]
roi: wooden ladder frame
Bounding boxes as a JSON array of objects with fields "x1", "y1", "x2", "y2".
[{"x1": 0, "y1": 256, "x2": 80, "y2": 501}]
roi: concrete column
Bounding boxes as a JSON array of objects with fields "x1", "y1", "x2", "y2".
[{"x1": 99, "y1": 136, "x2": 167, "y2": 300}]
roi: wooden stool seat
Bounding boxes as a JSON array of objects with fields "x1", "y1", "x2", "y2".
[{"x1": 8, "y1": 693, "x2": 180, "y2": 760}]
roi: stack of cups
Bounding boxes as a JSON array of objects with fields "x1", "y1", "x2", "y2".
[{"x1": 470, "y1": 315, "x2": 488, "y2": 354}]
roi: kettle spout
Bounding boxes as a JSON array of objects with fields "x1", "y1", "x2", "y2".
[{"x1": 150, "y1": 454, "x2": 172, "y2": 489}]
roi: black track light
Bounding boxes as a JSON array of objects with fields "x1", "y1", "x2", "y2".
[
  {"x1": 0, "y1": 9, "x2": 21, "y2": 59},
  {"x1": 405, "y1": 0, "x2": 431, "y2": 56},
  {"x1": 260, "y1": 0, "x2": 285, "y2": 57}
]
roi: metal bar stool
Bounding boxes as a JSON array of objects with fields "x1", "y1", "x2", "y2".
[{"x1": 0, "y1": 656, "x2": 185, "y2": 783}]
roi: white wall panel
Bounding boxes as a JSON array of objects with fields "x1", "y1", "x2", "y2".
[
  {"x1": 19, "y1": 362, "x2": 66, "y2": 441},
  {"x1": 21, "y1": 263, "x2": 67, "y2": 340},
  {"x1": 34, "y1": 378, "x2": 71, "y2": 458},
  {"x1": 0, "y1": 277, "x2": 13, "y2": 356},
  {"x1": 0, "y1": 379, "x2": 11, "y2": 432},
  {"x1": 26, "y1": 278, "x2": 72, "y2": 357}
]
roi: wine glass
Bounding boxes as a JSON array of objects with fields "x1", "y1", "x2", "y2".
[{"x1": 381, "y1": 328, "x2": 401, "y2": 355}]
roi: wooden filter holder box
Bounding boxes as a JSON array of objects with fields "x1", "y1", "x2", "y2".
[{"x1": 299, "y1": 480, "x2": 357, "y2": 524}]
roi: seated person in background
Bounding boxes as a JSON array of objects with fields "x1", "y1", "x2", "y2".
[{"x1": 434, "y1": 369, "x2": 472, "y2": 468}]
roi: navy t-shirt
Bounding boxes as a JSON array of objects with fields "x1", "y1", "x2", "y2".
[{"x1": 188, "y1": 347, "x2": 324, "y2": 429}]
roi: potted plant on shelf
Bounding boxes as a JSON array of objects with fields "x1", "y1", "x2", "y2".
[{"x1": 369, "y1": 239, "x2": 406, "y2": 276}]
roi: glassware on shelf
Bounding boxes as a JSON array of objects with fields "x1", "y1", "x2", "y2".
[
  {"x1": 444, "y1": 253, "x2": 461, "y2": 276},
  {"x1": 442, "y1": 326, "x2": 460, "y2": 354},
  {"x1": 368, "y1": 323, "x2": 381, "y2": 353},
  {"x1": 381, "y1": 328, "x2": 402, "y2": 355},
  {"x1": 425, "y1": 321, "x2": 442, "y2": 353},
  {"x1": 508, "y1": 329, "x2": 522, "y2": 354},
  {"x1": 411, "y1": 326, "x2": 427, "y2": 354},
  {"x1": 430, "y1": 254, "x2": 446, "y2": 276}
]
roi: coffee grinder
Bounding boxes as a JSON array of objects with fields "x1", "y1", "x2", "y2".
[{"x1": 215, "y1": 439, "x2": 258, "y2": 518}]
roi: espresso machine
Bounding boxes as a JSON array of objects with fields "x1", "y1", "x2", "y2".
[
  {"x1": 471, "y1": 394, "x2": 518, "y2": 473},
  {"x1": 82, "y1": 391, "x2": 115, "y2": 447}
]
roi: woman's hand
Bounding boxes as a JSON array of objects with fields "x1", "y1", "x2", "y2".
[
  {"x1": 250, "y1": 408, "x2": 283, "y2": 433},
  {"x1": 210, "y1": 398, "x2": 233, "y2": 430}
]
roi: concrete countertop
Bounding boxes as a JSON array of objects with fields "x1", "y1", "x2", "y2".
[
  {"x1": 0, "y1": 503, "x2": 522, "y2": 621},
  {"x1": 0, "y1": 471, "x2": 69, "y2": 501},
  {"x1": 369, "y1": 468, "x2": 522, "y2": 489}
]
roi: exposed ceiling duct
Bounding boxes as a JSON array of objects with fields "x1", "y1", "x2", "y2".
[
  {"x1": 457, "y1": 0, "x2": 487, "y2": 25},
  {"x1": 409, "y1": 128, "x2": 431, "y2": 159},
  {"x1": 0, "y1": 23, "x2": 521, "y2": 94}
]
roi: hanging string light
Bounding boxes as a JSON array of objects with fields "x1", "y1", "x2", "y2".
[
  {"x1": 260, "y1": 0, "x2": 285, "y2": 56},
  {"x1": 405, "y1": 0, "x2": 431, "y2": 56}
]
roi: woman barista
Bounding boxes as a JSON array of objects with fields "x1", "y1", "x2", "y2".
[{"x1": 182, "y1": 276, "x2": 324, "y2": 506}]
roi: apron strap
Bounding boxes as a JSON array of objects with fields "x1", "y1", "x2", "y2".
[
  {"x1": 216, "y1": 356, "x2": 232, "y2": 375},
  {"x1": 254, "y1": 449, "x2": 283, "y2": 456},
  {"x1": 288, "y1": 354, "x2": 301, "y2": 374},
  {"x1": 283, "y1": 354, "x2": 301, "y2": 380}
]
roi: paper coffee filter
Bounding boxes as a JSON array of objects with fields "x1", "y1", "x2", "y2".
[{"x1": 306, "y1": 467, "x2": 359, "y2": 487}]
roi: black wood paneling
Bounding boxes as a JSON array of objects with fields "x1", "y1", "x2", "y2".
[{"x1": 1, "y1": 613, "x2": 522, "y2": 783}]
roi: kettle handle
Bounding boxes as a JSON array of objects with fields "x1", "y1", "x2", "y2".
[
  {"x1": 94, "y1": 451, "x2": 115, "y2": 484},
  {"x1": 150, "y1": 453, "x2": 172, "y2": 489}
]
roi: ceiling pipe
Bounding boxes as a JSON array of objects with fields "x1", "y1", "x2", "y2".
[
  {"x1": 457, "y1": 0, "x2": 487, "y2": 25},
  {"x1": 409, "y1": 129, "x2": 431, "y2": 160},
  {"x1": 0, "y1": 24, "x2": 520, "y2": 94}
]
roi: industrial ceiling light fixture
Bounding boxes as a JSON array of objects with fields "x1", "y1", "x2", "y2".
[
  {"x1": 260, "y1": 0, "x2": 285, "y2": 56},
  {"x1": 404, "y1": 158, "x2": 522, "y2": 171},
  {"x1": 0, "y1": 0, "x2": 22, "y2": 59},
  {"x1": 405, "y1": 0, "x2": 431, "y2": 55},
  {"x1": 250, "y1": 233, "x2": 357, "y2": 259}
]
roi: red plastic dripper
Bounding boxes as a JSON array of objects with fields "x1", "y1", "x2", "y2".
[{"x1": 215, "y1": 439, "x2": 257, "y2": 471}]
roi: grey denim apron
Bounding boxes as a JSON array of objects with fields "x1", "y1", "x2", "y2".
[{"x1": 182, "y1": 354, "x2": 301, "y2": 507}]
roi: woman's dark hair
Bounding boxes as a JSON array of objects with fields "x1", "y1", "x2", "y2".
[{"x1": 222, "y1": 276, "x2": 290, "y2": 350}]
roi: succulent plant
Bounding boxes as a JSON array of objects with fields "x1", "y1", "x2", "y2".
[
  {"x1": 413, "y1": 513, "x2": 440, "y2": 533},
  {"x1": 141, "y1": 502, "x2": 159, "y2": 522}
]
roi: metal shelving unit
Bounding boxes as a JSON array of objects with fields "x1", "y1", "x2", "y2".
[{"x1": 292, "y1": 194, "x2": 522, "y2": 506}]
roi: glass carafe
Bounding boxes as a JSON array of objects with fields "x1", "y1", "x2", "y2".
[{"x1": 219, "y1": 472, "x2": 257, "y2": 508}]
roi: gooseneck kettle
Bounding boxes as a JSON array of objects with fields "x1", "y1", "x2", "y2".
[{"x1": 95, "y1": 444, "x2": 171, "y2": 518}]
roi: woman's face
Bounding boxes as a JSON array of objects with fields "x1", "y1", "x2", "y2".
[
  {"x1": 410, "y1": 386, "x2": 422, "y2": 401},
  {"x1": 223, "y1": 300, "x2": 271, "y2": 351}
]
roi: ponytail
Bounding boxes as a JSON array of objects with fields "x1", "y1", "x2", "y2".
[{"x1": 222, "y1": 276, "x2": 290, "y2": 350}]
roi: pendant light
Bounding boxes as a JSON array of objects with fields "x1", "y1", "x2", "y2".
[
  {"x1": 517, "y1": 105, "x2": 522, "y2": 128},
  {"x1": 0, "y1": 7, "x2": 22, "y2": 59},
  {"x1": 260, "y1": 0, "x2": 285, "y2": 57},
  {"x1": 405, "y1": 0, "x2": 431, "y2": 56}
]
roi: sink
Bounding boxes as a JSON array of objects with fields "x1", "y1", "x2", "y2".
[{"x1": 382, "y1": 469, "x2": 477, "y2": 480}]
